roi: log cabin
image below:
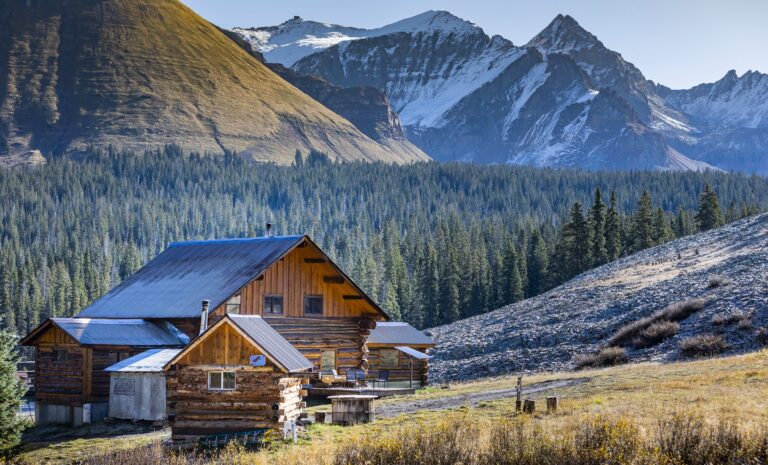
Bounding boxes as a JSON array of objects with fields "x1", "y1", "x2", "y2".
[
  {"x1": 164, "y1": 314, "x2": 313, "y2": 442},
  {"x1": 19, "y1": 318, "x2": 188, "y2": 425},
  {"x1": 367, "y1": 322, "x2": 435, "y2": 387},
  {"x1": 21, "y1": 234, "x2": 436, "y2": 427}
]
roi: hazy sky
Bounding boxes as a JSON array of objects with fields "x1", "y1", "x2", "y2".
[{"x1": 182, "y1": 0, "x2": 767, "y2": 89}]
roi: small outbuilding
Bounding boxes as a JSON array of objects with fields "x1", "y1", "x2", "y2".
[
  {"x1": 367, "y1": 322, "x2": 435, "y2": 387},
  {"x1": 105, "y1": 348, "x2": 181, "y2": 421},
  {"x1": 164, "y1": 313, "x2": 314, "y2": 443}
]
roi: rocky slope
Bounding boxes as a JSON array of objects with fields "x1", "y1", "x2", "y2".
[
  {"x1": 429, "y1": 213, "x2": 768, "y2": 382},
  {"x1": 242, "y1": 11, "x2": 765, "y2": 172},
  {"x1": 0, "y1": 0, "x2": 427, "y2": 164}
]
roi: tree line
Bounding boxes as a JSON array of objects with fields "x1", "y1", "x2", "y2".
[{"x1": 0, "y1": 147, "x2": 763, "y2": 339}]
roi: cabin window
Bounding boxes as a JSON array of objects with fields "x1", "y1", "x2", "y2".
[
  {"x1": 264, "y1": 295, "x2": 283, "y2": 315},
  {"x1": 380, "y1": 349, "x2": 400, "y2": 369},
  {"x1": 226, "y1": 294, "x2": 241, "y2": 314},
  {"x1": 304, "y1": 295, "x2": 323, "y2": 316},
  {"x1": 208, "y1": 371, "x2": 236, "y2": 391},
  {"x1": 53, "y1": 349, "x2": 68, "y2": 362},
  {"x1": 321, "y1": 350, "x2": 336, "y2": 371}
]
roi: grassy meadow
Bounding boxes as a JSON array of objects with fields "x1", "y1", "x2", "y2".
[{"x1": 12, "y1": 349, "x2": 768, "y2": 464}]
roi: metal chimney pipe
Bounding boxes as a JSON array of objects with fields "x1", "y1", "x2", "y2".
[
  {"x1": 265, "y1": 223, "x2": 273, "y2": 237},
  {"x1": 199, "y1": 300, "x2": 210, "y2": 335}
]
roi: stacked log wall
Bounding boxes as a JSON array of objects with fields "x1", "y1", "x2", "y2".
[{"x1": 368, "y1": 348, "x2": 429, "y2": 385}]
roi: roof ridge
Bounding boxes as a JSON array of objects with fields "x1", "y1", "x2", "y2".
[{"x1": 169, "y1": 235, "x2": 305, "y2": 247}]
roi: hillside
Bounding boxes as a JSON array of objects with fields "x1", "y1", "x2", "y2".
[
  {"x1": 0, "y1": 0, "x2": 427, "y2": 164},
  {"x1": 430, "y1": 213, "x2": 768, "y2": 382}
]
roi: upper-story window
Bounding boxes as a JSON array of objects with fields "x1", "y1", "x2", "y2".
[
  {"x1": 264, "y1": 295, "x2": 283, "y2": 315},
  {"x1": 304, "y1": 295, "x2": 323, "y2": 316},
  {"x1": 226, "y1": 294, "x2": 241, "y2": 314}
]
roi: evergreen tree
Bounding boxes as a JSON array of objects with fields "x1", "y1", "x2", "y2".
[
  {"x1": 528, "y1": 231, "x2": 549, "y2": 295},
  {"x1": 562, "y1": 202, "x2": 591, "y2": 277},
  {"x1": 0, "y1": 330, "x2": 26, "y2": 454},
  {"x1": 631, "y1": 191, "x2": 655, "y2": 252},
  {"x1": 653, "y1": 208, "x2": 672, "y2": 245},
  {"x1": 589, "y1": 188, "x2": 608, "y2": 266},
  {"x1": 695, "y1": 184, "x2": 725, "y2": 231},
  {"x1": 605, "y1": 191, "x2": 623, "y2": 261}
]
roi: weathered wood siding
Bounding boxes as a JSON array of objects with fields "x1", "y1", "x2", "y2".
[
  {"x1": 368, "y1": 348, "x2": 429, "y2": 386},
  {"x1": 35, "y1": 344, "x2": 84, "y2": 403},
  {"x1": 174, "y1": 322, "x2": 263, "y2": 367},
  {"x1": 265, "y1": 317, "x2": 367, "y2": 373},
  {"x1": 210, "y1": 243, "x2": 381, "y2": 319},
  {"x1": 109, "y1": 372, "x2": 167, "y2": 421}
]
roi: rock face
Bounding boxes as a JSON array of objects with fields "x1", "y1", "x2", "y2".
[
  {"x1": 429, "y1": 213, "x2": 768, "y2": 382},
  {"x1": 0, "y1": 0, "x2": 428, "y2": 164},
  {"x1": 0, "y1": 149, "x2": 46, "y2": 167},
  {"x1": 243, "y1": 11, "x2": 766, "y2": 172}
]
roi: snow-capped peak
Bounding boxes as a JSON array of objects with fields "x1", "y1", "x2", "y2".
[
  {"x1": 374, "y1": 10, "x2": 481, "y2": 36},
  {"x1": 527, "y1": 14, "x2": 601, "y2": 53}
]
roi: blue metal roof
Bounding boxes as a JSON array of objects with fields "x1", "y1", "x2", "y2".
[
  {"x1": 49, "y1": 318, "x2": 189, "y2": 347},
  {"x1": 395, "y1": 346, "x2": 432, "y2": 360},
  {"x1": 105, "y1": 348, "x2": 183, "y2": 372},
  {"x1": 368, "y1": 322, "x2": 435, "y2": 346},
  {"x1": 78, "y1": 236, "x2": 305, "y2": 319},
  {"x1": 228, "y1": 315, "x2": 314, "y2": 373}
]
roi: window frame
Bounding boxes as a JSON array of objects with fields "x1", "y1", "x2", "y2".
[
  {"x1": 379, "y1": 349, "x2": 400, "y2": 369},
  {"x1": 225, "y1": 293, "x2": 241, "y2": 314},
  {"x1": 53, "y1": 349, "x2": 69, "y2": 362},
  {"x1": 320, "y1": 349, "x2": 337, "y2": 372},
  {"x1": 208, "y1": 371, "x2": 236, "y2": 391},
  {"x1": 264, "y1": 294, "x2": 284, "y2": 315},
  {"x1": 304, "y1": 294, "x2": 324, "y2": 316}
]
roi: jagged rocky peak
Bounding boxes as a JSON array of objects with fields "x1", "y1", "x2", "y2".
[{"x1": 528, "y1": 14, "x2": 601, "y2": 53}]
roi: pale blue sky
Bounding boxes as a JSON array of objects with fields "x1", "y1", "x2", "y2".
[{"x1": 182, "y1": 0, "x2": 767, "y2": 89}]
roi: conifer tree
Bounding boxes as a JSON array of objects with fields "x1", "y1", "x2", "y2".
[
  {"x1": 0, "y1": 330, "x2": 26, "y2": 454},
  {"x1": 631, "y1": 191, "x2": 655, "y2": 252},
  {"x1": 604, "y1": 191, "x2": 623, "y2": 261},
  {"x1": 589, "y1": 188, "x2": 608, "y2": 266},
  {"x1": 653, "y1": 208, "x2": 672, "y2": 245},
  {"x1": 528, "y1": 231, "x2": 549, "y2": 295},
  {"x1": 562, "y1": 202, "x2": 591, "y2": 277},
  {"x1": 695, "y1": 184, "x2": 724, "y2": 231}
]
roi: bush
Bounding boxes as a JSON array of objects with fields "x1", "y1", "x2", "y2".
[
  {"x1": 707, "y1": 274, "x2": 730, "y2": 288},
  {"x1": 679, "y1": 334, "x2": 728, "y2": 358},
  {"x1": 610, "y1": 299, "x2": 706, "y2": 347},
  {"x1": 0, "y1": 331, "x2": 27, "y2": 456},
  {"x1": 632, "y1": 320, "x2": 679, "y2": 348},
  {"x1": 575, "y1": 347, "x2": 628, "y2": 369},
  {"x1": 757, "y1": 328, "x2": 768, "y2": 347},
  {"x1": 711, "y1": 310, "x2": 748, "y2": 327}
]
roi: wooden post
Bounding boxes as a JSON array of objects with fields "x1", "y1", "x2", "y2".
[
  {"x1": 546, "y1": 396, "x2": 558, "y2": 413},
  {"x1": 523, "y1": 399, "x2": 536, "y2": 414},
  {"x1": 515, "y1": 376, "x2": 523, "y2": 412}
]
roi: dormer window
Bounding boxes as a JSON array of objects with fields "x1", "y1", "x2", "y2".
[{"x1": 226, "y1": 294, "x2": 241, "y2": 314}]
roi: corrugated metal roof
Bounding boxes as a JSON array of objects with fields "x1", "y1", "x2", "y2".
[
  {"x1": 51, "y1": 318, "x2": 189, "y2": 346},
  {"x1": 228, "y1": 315, "x2": 313, "y2": 373},
  {"x1": 368, "y1": 322, "x2": 435, "y2": 346},
  {"x1": 78, "y1": 236, "x2": 305, "y2": 319},
  {"x1": 395, "y1": 346, "x2": 432, "y2": 360},
  {"x1": 105, "y1": 348, "x2": 182, "y2": 372}
]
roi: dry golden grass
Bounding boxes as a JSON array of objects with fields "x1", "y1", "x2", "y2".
[{"x1": 16, "y1": 350, "x2": 768, "y2": 464}]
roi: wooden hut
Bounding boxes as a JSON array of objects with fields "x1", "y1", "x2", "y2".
[
  {"x1": 105, "y1": 348, "x2": 181, "y2": 421},
  {"x1": 367, "y1": 322, "x2": 435, "y2": 387},
  {"x1": 164, "y1": 314, "x2": 313, "y2": 442},
  {"x1": 19, "y1": 318, "x2": 188, "y2": 426}
]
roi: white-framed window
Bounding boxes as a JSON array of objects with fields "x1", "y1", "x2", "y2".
[
  {"x1": 226, "y1": 294, "x2": 241, "y2": 314},
  {"x1": 208, "y1": 371, "x2": 236, "y2": 391}
]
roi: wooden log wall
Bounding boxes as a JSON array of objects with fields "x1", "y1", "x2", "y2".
[
  {"x1": 368, "y1": 348, "x2": 429, "y2": 385},
  {"x1": 265, "y1": 317, "x2": 366, "y2": 373},
  {"x1": 35, "y1": 344, "x2": 84, "y2": 403},
  {"x1": 167, "y1": 366, "x2": 303, "y2": 441}
]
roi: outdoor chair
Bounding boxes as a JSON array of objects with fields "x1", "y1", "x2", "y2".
[
  {"x1": 355, "y1": 369, "x2": 368, "y2": 387},
  {"x1": 345, "y1": 369, "x2": 359, "y2": 387},
  {"x1": 372, "y1": 370, "x2": 389, "y2": 388}
]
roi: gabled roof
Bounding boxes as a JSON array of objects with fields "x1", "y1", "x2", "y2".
[
  {"x1": 78, "y1": 236, "x2": 306, "y2": 319},
  {"x1": 165, "y1": 314, "x2": 313, "y2": 373},
  {"x1": 76, "y1": 235, "x2": 389, "y2": 320},
  {"x1": 105, "y1": 348, "x2": 182, "y2": 373},
  {"x1": 368, "y1": 322, "x2": 435, "y2": 347},
  {"x1": 20, "y1": 318, "x2": 189, "y2": 347}
]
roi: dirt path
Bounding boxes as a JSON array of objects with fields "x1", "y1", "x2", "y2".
[{"x1": 377, "y1": 378, "x2": 589, "y2": 418}]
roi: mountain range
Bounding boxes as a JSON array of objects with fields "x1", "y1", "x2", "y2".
[
  {"x1": 0, "y1": 0, "x2": 428, "y2": 164},
  {"x1": 236, "y1": 11, "x2": 768, "y2": 173}
]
